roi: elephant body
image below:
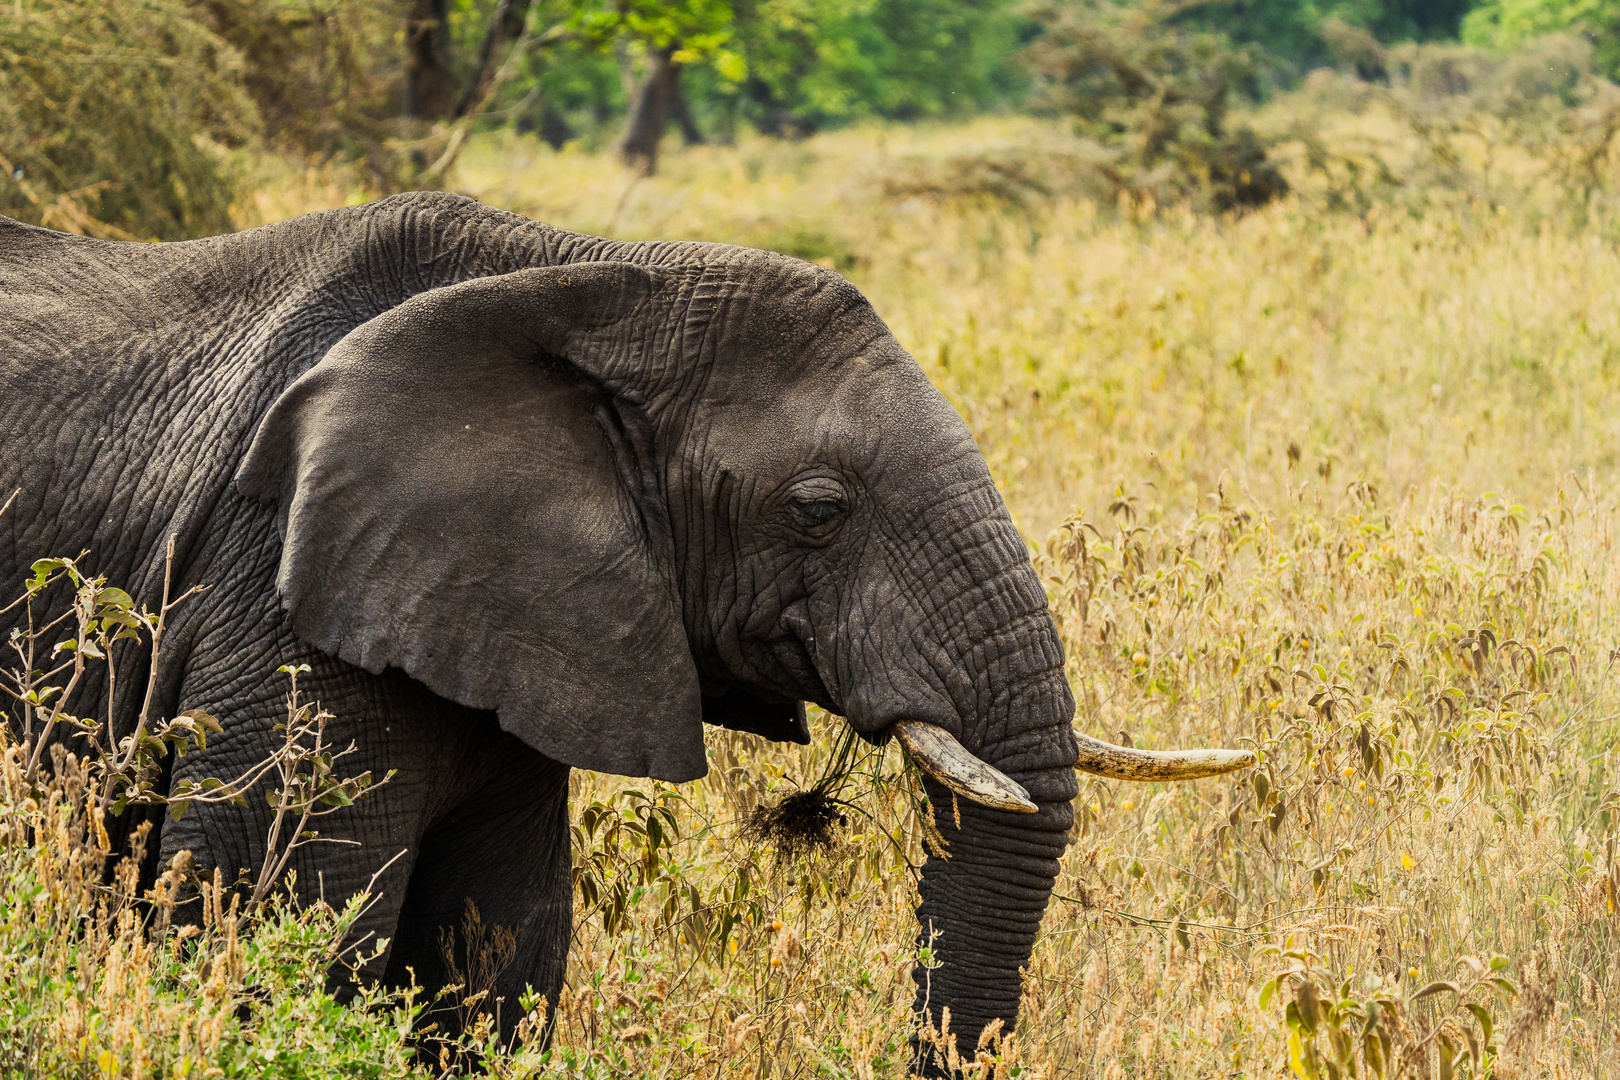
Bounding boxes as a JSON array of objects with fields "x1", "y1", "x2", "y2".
[{"x1": 0, "y1": 193, "x2": 1080, "y2": 1056}]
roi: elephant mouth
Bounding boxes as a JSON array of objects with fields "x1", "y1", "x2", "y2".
[{"x1": 891, "y1": 718, "x2": 1256, "y2": 812}]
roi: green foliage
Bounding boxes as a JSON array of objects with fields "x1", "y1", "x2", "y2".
[
  {"x1": 0, "y1": 742, "x2": 428, "y2": 1078},
  {"x1": 1023, "y1": 0, "x2": 1289, "y2": 209},
  {"x1": 1367, "y1": 0, "x2": 1478, "y2": 40},
  {"x1": 568, "y1": 0, "x2": 743, "y2": 72},
  {"x1": 1462, "y1": 0, "x2": 1620, "y2": 75},
  {"x1": 1181, "y1": 0, "x2": 1476, "y2": 79},
  {"x1": 721, "y1": 0, "x2": 1030, "y2": 131},
  {"x1": 487, "y1": 0, "x2": 1029, "y2": 141},
  {"x1": 0, "y1": 0, "x2": 256, "y2": 239}
]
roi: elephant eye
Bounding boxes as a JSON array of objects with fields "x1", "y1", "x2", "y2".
[{"x1": 791, "y1": 498, "x2": 844, "y2": 529}]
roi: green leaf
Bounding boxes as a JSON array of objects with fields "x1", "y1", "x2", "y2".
[
  {"x1": 28, "y1": 558, "x2": 67, "y2": 591},
  {"x1": 1414, "y1": 980, "x2": 1459, "y2": 1000},
  {"x1": 1465, "y1": 1003, "x2": 1493, "y2": 1048},
  {"x1": 96, "y1": 587, "x2": 134, "y2": 608},
  {"x1": 1260, "y1": 976, "x2": 1280, "y2": 1011},
  {"x1": 712, "y1": 48, "x2": 746, "y2": 82}
]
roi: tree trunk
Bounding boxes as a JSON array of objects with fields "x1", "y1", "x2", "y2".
[
  {"x1": 621, "y1": 45, "x2": 679, "y2": 173},
  {"x1": 537, "y1": 103, "x2": 575, "y2": 150},
  {"x1": 405, "y1": 0, "x2": 454, "y2": 120},
  {"x1": 670, "y1": 82, "x2": 704, "y2": 147},
  {"x1": 454, "y1": 0, "x2": 534, "y2": 119}
]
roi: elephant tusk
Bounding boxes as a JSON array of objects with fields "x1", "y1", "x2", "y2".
[
  {"x1": 892, "y1": 719, "x2": 1039, "y2": 813},
  {"x1": 1073, "y1": 730, "x2": 1256, "y2": 781}
]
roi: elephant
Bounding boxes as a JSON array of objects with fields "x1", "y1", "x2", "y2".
[{"x1": 0, "y1": 191, "x2": 1251, "y2": 1067}]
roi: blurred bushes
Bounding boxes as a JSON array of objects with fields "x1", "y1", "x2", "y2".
[
  {"x1": 0, "y1": 0, "x2": 256, "y2": 239},
  {"x1": 1275, "y1": 31, "x2": 1620, "y2": 222},
  {"x1": 1387, "y1": 32, "x2": 1597, "y2": 114},
  {"x1": 10, "y1": 0, "x2": 1620, "y2": 241},
  {"x1": 1022, "y1": 0, "x2": 1289, "y2": 211},
  {"x1": 191, "y1": 1, "x2": 407, "y2": 174}
]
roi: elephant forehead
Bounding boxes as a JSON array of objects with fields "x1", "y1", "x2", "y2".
[
  {"x1": 692, "y1": 355, "x2": 981, "y2": 491},
  {"x1": 707, "y1": 262, "x2": 886, "y2": 366},
  {"x1": 823, "y1": 362, "x2": 981, "y2": 471}
]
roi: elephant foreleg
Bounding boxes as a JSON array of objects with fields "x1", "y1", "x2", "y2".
[{"x1": 381, "y1": 750, "x2": 572, "y2": 1045}]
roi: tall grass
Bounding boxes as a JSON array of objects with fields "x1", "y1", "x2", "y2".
[
  {"x1": 0, "y1": 742, "x2": 426, "y2": 1077},
  {"x1": 21, "y1": 108, "x2": 1620, "y2": 1074}
]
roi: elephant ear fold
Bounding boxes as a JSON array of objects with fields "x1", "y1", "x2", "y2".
[{"x1": 236, "y1": 264, "x2": 708, "y2": 782}]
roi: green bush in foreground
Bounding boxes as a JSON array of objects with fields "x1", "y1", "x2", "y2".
[{"x1": 0, "y1": 744, "x2": 426, "y2": 1079}]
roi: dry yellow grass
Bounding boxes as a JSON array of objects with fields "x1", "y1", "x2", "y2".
[{"x1": 219, "y1": 117, "x2": 1620, "y2": 1076}]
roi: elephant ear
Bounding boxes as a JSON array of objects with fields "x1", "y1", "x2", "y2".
[{"x1": 236, "y1": 264, "x2": 708, "y2": 781}]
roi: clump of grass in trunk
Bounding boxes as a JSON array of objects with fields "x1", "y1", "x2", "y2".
[
  {"x1": 741, "y1": 786, "x2": 850, "y2": 859},
  {"x1": 740, "y1": 727, "x2": 869, "y2": 860}
]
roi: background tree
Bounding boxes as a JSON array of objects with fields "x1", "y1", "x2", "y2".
[
  {"x1": 568, "y1": 0, "x2": 744, "y2": 171},
  {"x1": 1173, "y1": 0, "x2": 1475, "y2": 82},
  {"x1": 714, "y1": 0, "x2": 1030, "y2": 136},
  {"x1": 1023, "y1": 0, "x2": 1288, "y2": 209},
  {"x1": 406, "y1": 0, "x2": 539, "y2": 120},
  {"x1": 407, "y1": 0, "x2": 457, "y2": 118}
]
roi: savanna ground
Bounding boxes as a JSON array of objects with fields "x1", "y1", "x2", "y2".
[{"x1": 13, "y1": 100, "x2": 1620, "y2": 1077}]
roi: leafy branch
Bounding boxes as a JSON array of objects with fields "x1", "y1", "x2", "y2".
[{"x1": 1259, "y1": 935, "x2": 1519, "y2": 1079}]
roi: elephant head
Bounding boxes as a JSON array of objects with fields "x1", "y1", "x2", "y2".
[{"x1": 236, "y1": 252, "x2": 1251, "y2": 1059}]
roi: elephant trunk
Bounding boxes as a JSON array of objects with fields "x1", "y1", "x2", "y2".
[{"x1": 908, "y1": 670, "x2": 1077, "y2": 1067}]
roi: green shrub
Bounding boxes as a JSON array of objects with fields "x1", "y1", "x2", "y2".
[
  {"x1": 0, "y1": 741, "x2": 429, "y2": 1078},
  {"x1": 0, "y1": 0, "x2": 257, "y2": 239}
]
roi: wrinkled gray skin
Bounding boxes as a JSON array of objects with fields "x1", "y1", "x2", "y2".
[{"x1": 0, "y1": 193, "x2": 1079, "y2": 1060}]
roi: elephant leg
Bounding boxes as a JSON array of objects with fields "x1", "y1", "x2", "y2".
[
  {"x1": 158, "y1": 662, "x2": 430, "y2": 978},
  {"x1": 381, "y1": 743, "x2": 572, "y2": 1045},
  {"x1": 157, "y1": 633, "x2": 543, "y2": 995}
]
